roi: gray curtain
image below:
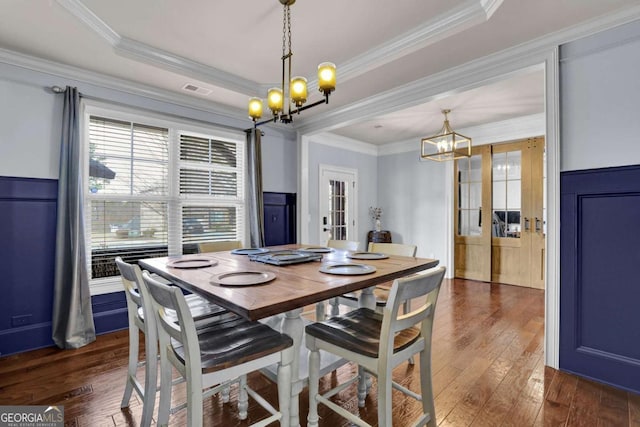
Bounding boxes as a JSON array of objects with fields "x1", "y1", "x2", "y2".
[
  {"x1": 246, "y1": 129, "x2": 265, "y2": 247},
  {"x1": 52, "y1": 86, "x2": 96, "y2": 349}
]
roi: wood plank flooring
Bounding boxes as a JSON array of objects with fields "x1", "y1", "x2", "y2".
[{"x1": 1, "y1": 278, "x2": 639, "y2": 426}]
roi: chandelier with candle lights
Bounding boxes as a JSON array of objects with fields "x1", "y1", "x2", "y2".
[{"x1": 248, "y1": 0, "x2": 336, "y2": 127}]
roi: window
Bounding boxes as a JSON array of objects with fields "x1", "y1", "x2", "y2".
[{"x1": 84, "y1": 106, "x2": 245, "y2": 294}]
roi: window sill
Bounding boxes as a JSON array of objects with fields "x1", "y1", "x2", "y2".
[{"x1": 90, "y1": 276, "x2": 123, "y2": 296}]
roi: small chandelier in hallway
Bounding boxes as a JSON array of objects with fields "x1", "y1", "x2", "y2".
[{"x1": 421, "y1": 109, "x2": 471, "y2": 161}]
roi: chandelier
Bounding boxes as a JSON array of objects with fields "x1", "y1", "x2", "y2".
[
  {"x1": 248, "y1": 0, "x2": 336, "y2": 127},
  {"x1": 420, "y1": 109, "x2": 472, "y2": 161}
]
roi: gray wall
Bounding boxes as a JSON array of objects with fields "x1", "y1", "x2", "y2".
[
  {"x1": 560, "y1": 19, "x2": 640, "y2": 172},
  {"x1": 306, "y1": 137, "x2": 378, "y2": 246},
  {"x1": 377, "y1": 151, "x2": 447, "y2": 260},
  {"x1": 0, "y1": 61, "x2": 297, "y2": 190},
  {"x1": 261, "y1": 132, "x2": 297, "y2": 193},
  {"x1": 0, "y1": 74, "x2": 62, "y2": 179}
]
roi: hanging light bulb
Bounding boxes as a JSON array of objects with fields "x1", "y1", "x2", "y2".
[
  {"x1": 267, "y1": 87, "x2": 284, "y2": 115},
  {"x1": 290, "y1": 76, "x2": 308, "y2": 107},
  {"x1": 317, "y1": 62, "x2": 336, "y2": 95},
  {"x1": 248, "y1": 97, "x2": 263, "y2": 121}
]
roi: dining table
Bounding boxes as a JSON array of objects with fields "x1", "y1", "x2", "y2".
[{"x1": 139, "y1": 243, "x2": 439, "y2": 427}]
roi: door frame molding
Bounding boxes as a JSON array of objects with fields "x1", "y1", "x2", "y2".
[{"x1": 299, "y1": 49, "x2": 560, "y2": 369}]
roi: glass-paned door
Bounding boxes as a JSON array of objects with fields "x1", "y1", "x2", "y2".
[
  {"x1": 319, "y1": 165, "x2": 357, "y2": 245},
  {"x1": 329, "y1": 179, "x2": 347, "y2": 240},
  {"x1": 492, "y1": 150, "x2": 522, "y2": 238},
  {"x1": 490, "y1": 139, "x2": 545, "y2": 288},
  {"x1": 454, "y1": 145, "x2": 491, "y2": 281},
  {"x1": 455, "y1": 139, "x2": 545, "y2": 288}
]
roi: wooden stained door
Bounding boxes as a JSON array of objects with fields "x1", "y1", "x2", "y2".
[
  {"x1": 455, "y1": 137, "x2": 545, "y2": 288},
  {"x1": 454, "y1": 145, "x2": 492, "y2": 281},
  {"x1": 491, "y1": 138, "x2": 545, "y2": 288}
]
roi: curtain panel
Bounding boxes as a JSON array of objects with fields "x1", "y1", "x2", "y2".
[
  {"x1": 52, "y1": 86, "x2": 96, "y2": 349},
  {"x1": 246, "y1": 129, "x2": 265, "y2": 247}
]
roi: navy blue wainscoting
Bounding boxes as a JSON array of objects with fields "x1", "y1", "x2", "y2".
[
  {"x1": 0, "y1": 177, "x2": 58, "y2": 356},
  {"x1": 560, "y1": 165, "x2": 640, "y2": 394},
  {"x1": 0, "y1": 177, "x2": 128, "y2": 357}
]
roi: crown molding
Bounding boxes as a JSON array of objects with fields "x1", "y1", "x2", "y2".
[
  {"x1": 374, "y1": 113, "x2": 545, "y2": 156},
  {"x1": 0, "y1": 47, "x2": 249, "y2": 125},
  {"x1": 114, "y1": 37, "x2": 260, "y2": 95},
  {"x1": 481, "y1": 0, "x2": 503, "y2": 18},
  {"x1": 332, "y1": 0, "x2": 503, "y2": 89},
  {"x1": 55, "y1": 0, "x2": 502, "y2": 99},
  {"x1": 56, "y1": 0, "x2": 120, "y2": 44},
  {"x1": 309, "y1": 132, "x2": 379, "y2": 156},
  {"x1": 308, "y1": 113, "x2": 543, "y2": 157},
  {"x1": 296, "y1": 4, "x2": 640, "y2": 136},
  {"x1": 56, "y1": 0, "x2": 260, "y2": 96},
  {"x1": 559, "y1": 18, "x2": 640, "y2": 63},
  {"x1": 458, "y1": 112, "x2": 545, "y2": 146}
]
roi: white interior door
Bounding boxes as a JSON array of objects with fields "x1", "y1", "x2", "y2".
[{"x1": 319, "y1": 165, "x2": 357, "y2": 245}]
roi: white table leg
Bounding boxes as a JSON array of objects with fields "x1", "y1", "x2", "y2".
[
  {"x1": 282, "y1": 307, "x2": 304, "y2": 427},
  {"x1": 359, "y1": 286, "x2": 376, "y2": 310},
  {"x1": 315, "y1": 300, "x2": 326, "y2": 321}
]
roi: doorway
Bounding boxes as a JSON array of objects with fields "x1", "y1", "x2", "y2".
[
  {"x1": 454, "y1": 137, "x2": 545, "y2": 288},
  {"x1": 318, "y1": 165, "x2": 358, "y2": 244}
]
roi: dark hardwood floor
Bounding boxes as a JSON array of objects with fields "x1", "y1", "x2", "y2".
[{"x1": 1, "y1": 278, "x2": 639, "y2": 426}]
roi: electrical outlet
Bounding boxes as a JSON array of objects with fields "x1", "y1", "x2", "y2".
[{"x1": 12, "y1": 314, "x2": 33, "y2": 327}]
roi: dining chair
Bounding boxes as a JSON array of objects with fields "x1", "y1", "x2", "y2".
[
  {"x1": 116, "y1": 257, "x2": 228, "y2": 427},
  {"x1": 368, "y1": 242, "x2": 417, "y2": 257},
  {"x1": 326, "y1": 239, "x2": 360, "y2": 251},
  {"x1": 306, "y1": 266, "x2": 445, "y2": 427},
  {"x1": 142, "y1": 271, "x2": 295, "y2": 427},
  {"x1": 311, "y1": 239, "x2": 361, "y2": 320},
  {"x1": 198, "y1": 240, "x2": 242, "y2": 253},
  {"x1": 330, "y1": 242, "x2": 418, "y2": 317}
]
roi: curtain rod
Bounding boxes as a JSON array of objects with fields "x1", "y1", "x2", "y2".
[{"x1": 49, "y1": 85, "x2": 249, "y2": 135}]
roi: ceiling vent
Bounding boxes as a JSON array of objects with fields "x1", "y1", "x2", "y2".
[{"x1": 182, "y1": 83, "x2": 212, "y2": 96}]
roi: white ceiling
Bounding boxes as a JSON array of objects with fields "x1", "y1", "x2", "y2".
[{"x1": 1, "y1": 0, "x2": 638, "y2": 144}]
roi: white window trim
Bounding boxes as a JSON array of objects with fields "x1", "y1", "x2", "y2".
[{"x1": 82, "y1": 101, "x2": 246, "y2": 295}]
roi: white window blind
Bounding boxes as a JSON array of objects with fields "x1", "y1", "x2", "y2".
[
  {"x1": 84, "y1": 113, "x2": 245, "y2": 287},
  {"x1": 178, "y1": 133, "x2": 245, "y2": 247}
]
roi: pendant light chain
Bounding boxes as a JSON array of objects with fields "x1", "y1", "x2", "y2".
[
  {"x1": 287, "y1": 5, "x2": 292, "y2": 56},
  {"x1": 282, "y1": 5, "x2": 287, "y2": 59}
]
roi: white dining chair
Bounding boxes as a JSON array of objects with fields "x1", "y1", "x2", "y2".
[
  {"x1": 330, "y1": 242, "x2": 418, "y2": 316},
  {"x1": 142, "y1": 271, "x2": 295, "y2": 427},
  {"x1": 116, "y1": 257, "x2": 227, "y2": 427},
  {"x1": 306, "y1": 266, "x2": 445, "y2": 427},
  {"x1": 326, "y1": 239, "x2": 360, "y2": 251},
  {"x1": 367, "y1": 242, "x2": 417, "y2": 256},
  {"x1": 311, "y1": 239, "x2": 362, "y2": 321}
]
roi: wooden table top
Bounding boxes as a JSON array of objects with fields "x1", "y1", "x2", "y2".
[{"x1": 139, "y1": 244, "x2": 439, "y2": 321}]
